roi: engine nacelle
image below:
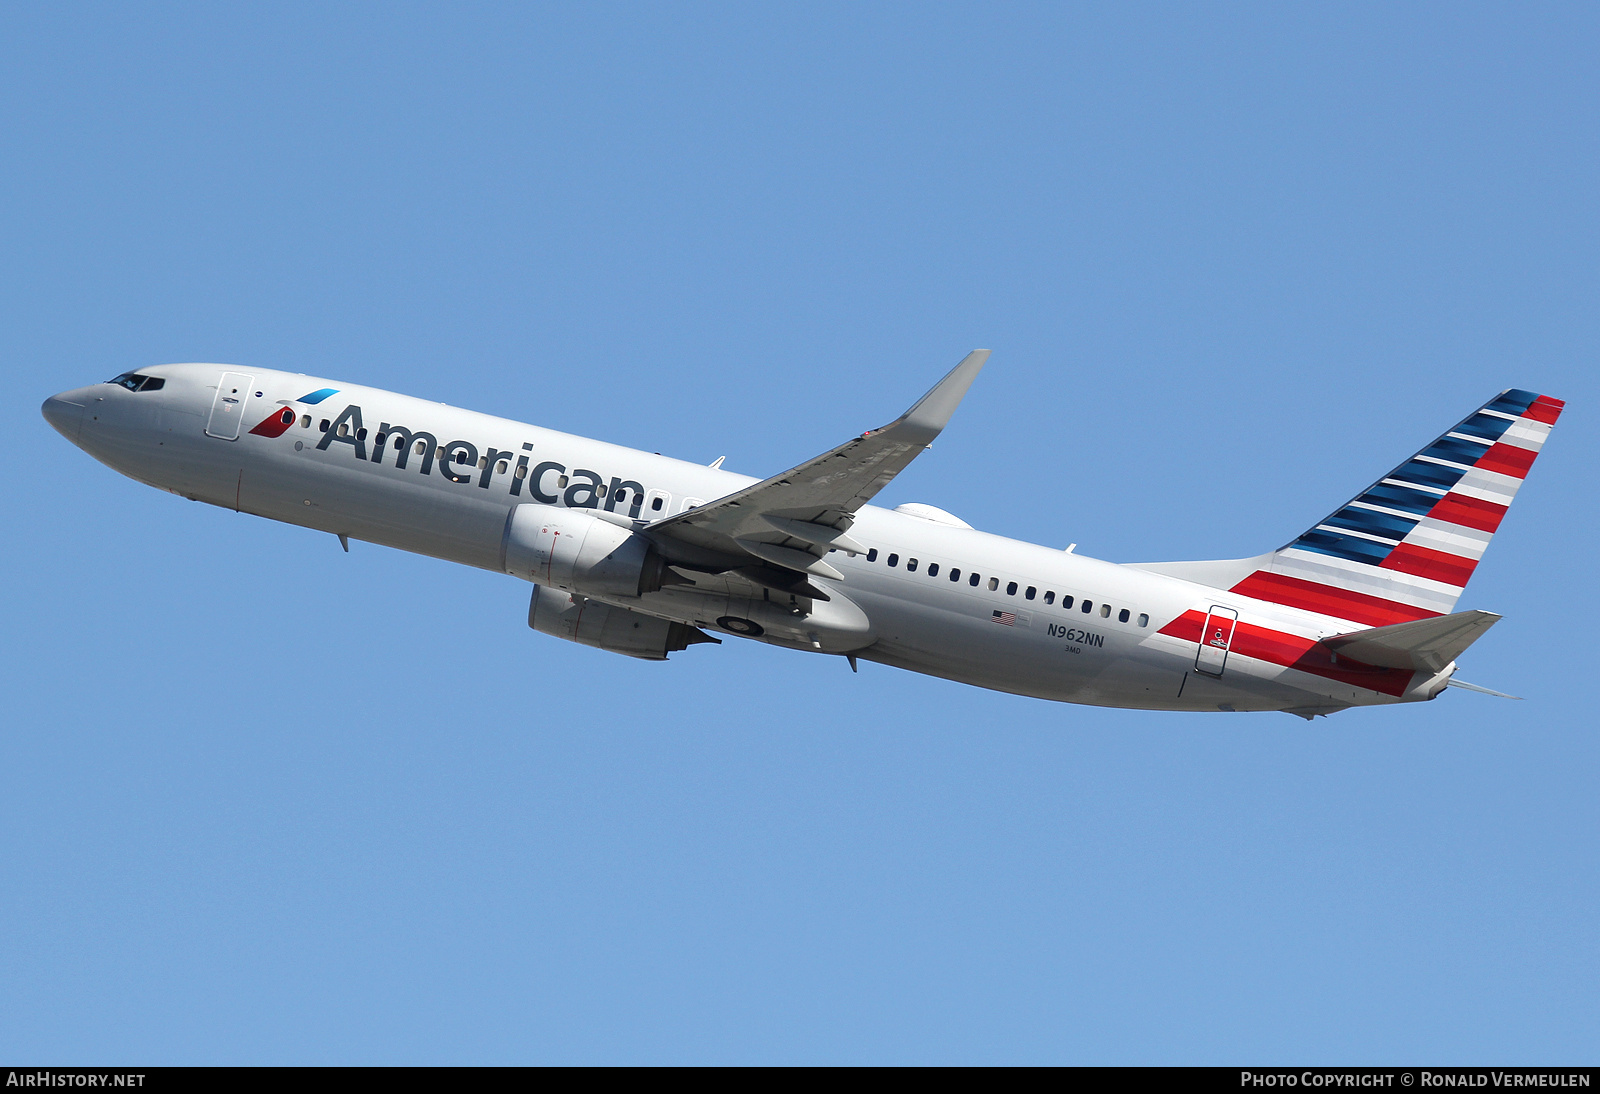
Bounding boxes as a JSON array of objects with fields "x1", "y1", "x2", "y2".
[
  {"x1": 501, "y1": 503, "x2": 672, "y2": 598},
  {"x1": 528, "y1": 585, "x2": 713, "y2": 660}
]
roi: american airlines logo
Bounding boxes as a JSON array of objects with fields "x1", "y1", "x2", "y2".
[
  {"x1": 265, "y1": 401, "x2": 657, "y2": 517},
  {"x1": 248, "y1": 388, "x2": 342, "y2": 438}
]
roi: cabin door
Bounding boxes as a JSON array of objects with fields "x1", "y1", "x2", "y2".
[
  {"x1": 1194, "y1": 605, "x2": 1239, "y2": 677},
  {"x1": 205, "y1": 372, "x2": 256, "y2": 440}
]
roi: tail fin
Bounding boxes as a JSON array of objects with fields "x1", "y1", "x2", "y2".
[{"x1": 1135, "y1": 389, "x2": 1565, "y2": 627}]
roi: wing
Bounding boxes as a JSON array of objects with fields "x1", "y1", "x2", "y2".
[{"x1": 644, "y1": 350, "x2": 989, "y2": 594}]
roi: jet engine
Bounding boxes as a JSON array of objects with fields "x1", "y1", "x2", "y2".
[
  {"x1": 528, "y1": 585, "x2": 716, "y2": 660},
  {"x1": 501, "y1": 503, "x2": 675, "y2": 599}
]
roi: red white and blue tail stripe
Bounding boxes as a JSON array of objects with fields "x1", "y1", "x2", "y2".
[{"x1": 1229, "y1": 389, "x2": 1564, "y2": 628}]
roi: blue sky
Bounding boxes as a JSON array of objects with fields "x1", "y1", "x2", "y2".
[{"x1": 3, "y1": 3, "x2": 1595, "y2": 1064}]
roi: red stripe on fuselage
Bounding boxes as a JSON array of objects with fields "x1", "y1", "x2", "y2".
[
  {"x1": 1228, "y1": 571, "x2": 1438, "y2": 628},
  {"x1": 1427, "y1": 492, "x2": 1508, "y2": 534},
  {"x1": 1474, "y1": 442, "x2": 1536, "y2": 479},
  {"x1": 1380, "y1": 542, "x2": 1476, "y2": 587},
  {"x1": 1159, "y1": 609, "x2": 1410, "y2": 697},
  {"x1": 1159, "y1": 611, "x2": 1205, "y2": 645}
]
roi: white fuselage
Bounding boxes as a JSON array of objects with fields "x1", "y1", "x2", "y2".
[{"x1": 44, "y1": 364, "x2": 1449, "y2": 715}]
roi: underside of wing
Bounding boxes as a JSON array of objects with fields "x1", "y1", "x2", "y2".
[{"x1": 643, "y1": 350, "x2": 989, "y2": 595}]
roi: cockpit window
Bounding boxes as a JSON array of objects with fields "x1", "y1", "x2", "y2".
[{"x1": 107, "y1": 372, "x2": 164, "y2": 392}]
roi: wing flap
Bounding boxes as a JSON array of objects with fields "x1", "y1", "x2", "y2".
[
  {"x1": 735, "y1": 538, "x2": 846, "y2": 580},
  {"x1": 759, "y1": 514, "x2": 868, "y2": 554}
]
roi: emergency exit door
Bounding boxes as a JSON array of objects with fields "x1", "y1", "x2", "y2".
[
  {"x1": 205, "y1": 372, "x2": 255, "y2": 440},
  {"x1": 1194, "y1": 605, "x2": 1239, "y2": 676}
]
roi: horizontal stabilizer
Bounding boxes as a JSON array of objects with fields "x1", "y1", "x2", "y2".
[
  {"x1": 1445, "y1": 677, "x2": 1522, "y2": 700},
  {"x1": 1322, "y1": 609, "x2": 1501, "y2": 673}
]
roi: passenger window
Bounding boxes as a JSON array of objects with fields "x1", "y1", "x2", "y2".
[
  {"x1": 302, "y1": 415, "x2": 312, "y2": 428},
  {"x1": 557, "y1": 475, "x2": 569, "y2": 488},
  {"x1": 375, "y1": 432, "x2": 387, "y2": 446},
  {"x1": 338, "y1": 423, "x2": 349, "y2": 437},
  {"x1": 949, "y1": 568, "x2": 960, "y2": 581},
  {"x1": 414, "y1": 440, "x2": 426, "y2": 455},
  {"x1": 1137, "y1": 613, "x2": 1149, "y2": 627},
  {"x1": 1082, "y1": 600, "x2": 1093, "y2": 614},
  {"x1": 927, "y1": 563, "x2": 939, "y2": 577},
  {"x1": 1100, "y1": 603, "x2": 1111, "y2": 618},
  {"x1": 1044, "y1": 591, "x2": 1055, "y2": 605},
  {"x1": 497, "y1": 461, "x2": 508, "y2": 475},
  {"x1": 1061, "y1": 595, "x2": 1074, "y2": 609},
  {"x1": 887, "y1": 553, "x2": 899, "y2": 567},
  {"x1": 969, "y1": 573, "x2": 980, "y2": 587},
  {"x1": 907, "y1": 558, "x2": 918, "y2": 572},
  {"x1": 515, "y1": 464, "x2": 527, "y2": 479},
  {"x1": 1119, "y1": 608, "x2": 1130, "y2": 623},
  {"x1": 357, "y1": 428, "x2": 367, "y2": 441},
  {"x1": 652, "y1": 496, "x2": 664, "y2": 511},
  {"x1": 988, "y1": 577, "x2": 999, "y2": 592},
  {"x1": 866, "y1": 548, "x2": 878, "y2": 562},
  {"x1": 1025, "y1": 586, "x2": 1036, "y2": 600},
  {"x1": 1006, "y1": 581, "x2": 1018, "y2": 596},
  {"x1": 596, "y1": 484, "x2": 607, "y2": 497},
  {"x1": 319, "y1": 419, "x2": 330, "y2": 432}
]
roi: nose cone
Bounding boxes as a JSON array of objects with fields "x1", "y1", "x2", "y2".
[{"x1": 42, "y1": 391, "x2": 87, "y2": 443}]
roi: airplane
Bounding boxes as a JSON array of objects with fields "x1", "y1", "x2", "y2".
[{"x1": 41, "y1": 353, "x2": 1563, "y2": 718}]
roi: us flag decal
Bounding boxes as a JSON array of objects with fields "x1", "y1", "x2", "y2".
[{"x1": 992, "y1": 610, "x2": 1016, "y2": 626}]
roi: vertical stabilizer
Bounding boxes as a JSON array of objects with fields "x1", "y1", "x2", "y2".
[{"x1": 1224, "y1": 389, "x2": 1564, "y2": 626}]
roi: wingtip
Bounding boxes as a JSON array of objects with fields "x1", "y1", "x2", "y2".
[{"x1": 896, "y1": 349, "x2": 990, "y2": 440}]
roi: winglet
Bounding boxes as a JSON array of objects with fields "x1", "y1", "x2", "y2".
[{"x1": 889, "y1": 349, "x2": 990, "y2": 445}]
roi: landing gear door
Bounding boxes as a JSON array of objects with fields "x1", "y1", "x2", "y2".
[
  {"x1": 1195, "y1": 605, "x2": 1239, "y2": 676},
  {"x1": 206, "y1": 372, "x2": 255, "y2": 440}
]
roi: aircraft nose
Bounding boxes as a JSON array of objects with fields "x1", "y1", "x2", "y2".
[{"x1": 42, "y1": 391, "x2": 87, "y2": 442}]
